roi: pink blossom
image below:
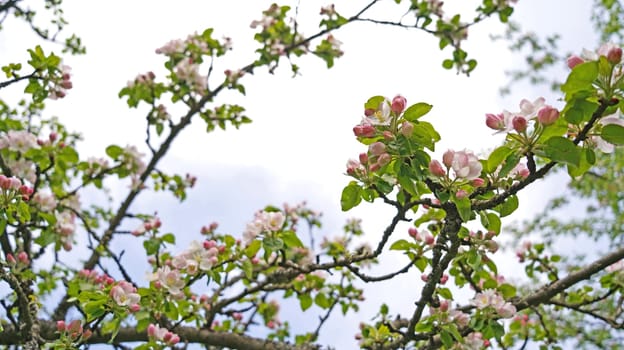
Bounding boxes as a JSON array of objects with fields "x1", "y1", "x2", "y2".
[
  {"x1": 110, "y1": 281, "x2": 141, "y2": 307},
  {"x1": 147, "y1": 266, "x2": 186, "y2": 296},
  {"x1": 363, "y1": 99, "x2": 391, "y2": 125},
  {"x1": 519, "y1": 97, "x2": 545, "y2": 117},
  {"x1": 450, "y1": 150, "x2": 482, "y2": 180},
  {"x1": 511, "y1": 163, "x2": 530, "y2": 179}
]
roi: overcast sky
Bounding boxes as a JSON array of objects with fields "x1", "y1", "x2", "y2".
[{"x1": 0, "y1": 0, "x2": 600, "y2": 348}]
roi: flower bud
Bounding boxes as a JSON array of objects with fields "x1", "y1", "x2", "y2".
[
  {"x1": 17, "y1": 251, "x2": 29, "y2": 264},
  {"x1": 382, "y1": 130, "x2": 394, "y2": 141},
  {"x1": 56, "y1": 320, "x2": 66, "y2": 332},
  {"x1": 358, "y1": 152, "x2": 368, "y2": 165},
  {"x1": 377, "y1": 153, "x2": 391, "y2": 167},
  {"x1": 429, "y1": 160, "x2": 446, "y2": 177},
  {"x1": 391, "y1": 95, "x2": 407, "y2": 114},
  {"x1": 485, "y1": 113, "x2": 505, "y2": 130},
  {"x1": 368, "y1": 142, "x2": 386, "y2": 156},
  {"x1": 400, "y1": 121, "x2": 414, "y2": 136},
  {"x1": 421, "y1": 274, "x2": 429, "y2": 282},
  {"x1": 439, "y1": 299, "x2": 449, "y2": 312},
  {"x1": 567, "y1": 55, "x2": 584, "y2": 69},
  {"x1": 608, "y1": 46, "x2": 623, "y2": 64},
  {"x1": 440, "y1": 274, "x2": 449, "y2": 285},
  {"x1": 364, "y1": 108, "x2": 375, "y2": 117},
  {"x1": 472, "y1": 178, "x2": 485, "y2": 187},
  {"x1": 408, "y1": 227, "x2": 418, "y2": 238},
  {"x1": 512, "y1": 115, "x2": 527, "y2": 132},
  {"x1": 455, "y1": 189, "x2": 468, "y2": 199},
  {"x1": 537, "y1": 105, "x2": 559, "y2": 126},
  {"x1": 6, "y1": 253, "x2": 16, "y2": 265},
  {"x1": 442, "y1": 150, "x2": 454, "y2": 168}
]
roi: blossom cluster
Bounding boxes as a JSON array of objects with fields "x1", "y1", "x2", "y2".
[
  {"x1": 471, "y1": 289, "x2": 516, "y2": 318},
  {"x1": 48, "y1": 64, "x2": 73, "y2": 100},
  {"x1": 243, "y1": 210, "x2": 285, "y2": 243},
  {"x1": 147, "y1": 324, "x2": 180, "y2": 345},
  {"x1": 110, "y1": 280, "x2": 141, "y2": 311},
  {"x1": 430, "y1": 149, "x2": 483, "y2": 181},
  {"x1": 485, "y1": 97, "x2": 560, "y2": 134}
]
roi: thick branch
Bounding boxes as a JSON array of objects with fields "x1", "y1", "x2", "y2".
[{"x1": 0, "y1": 320, "x2": 320, "y2": 350}]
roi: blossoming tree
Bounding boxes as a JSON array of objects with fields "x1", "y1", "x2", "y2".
[{"x1": 1, "y1": 1, "x2": 624, "y2": 350}]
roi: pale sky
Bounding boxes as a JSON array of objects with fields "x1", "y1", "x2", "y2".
[{"x1": 0, "y1": 0, "x2": 599, "y2": 348}]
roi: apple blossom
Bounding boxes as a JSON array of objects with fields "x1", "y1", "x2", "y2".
[
  {"x1": 485, "y1": 113, "x2": 505, "y2": 131},
  {"x1": 450, "y1": 149, "x2": 483, "y2": 180},
  {"x1": 110, "y1": 281, "x2": 141, "y2": 307}
]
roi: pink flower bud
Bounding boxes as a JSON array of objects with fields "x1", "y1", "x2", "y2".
[
  {"x1": 6, "y1": 253, "x2": 16, "y2": 265},
  {"x1": 56, "y1": 320, "x2": 66, "y2": 332},
  {"x1": 421, "y1": 274, "x2": 429, "y2": 282},
  {"x1": 8, "y1": 177, "x2": 21, "y2": 190},
  {"x1": 401, "y1": 121, "x2": 414, "y2": 136},
  {"x1": 382, "y1": 131, "x2": 394, "y2": 141},
  {"x1": 203, "y1": 240, "x2": 217, "y2": 249},
  {"x1": 485, "y1": 113, "x2": 505, "y2": 130},
  {"x1": 368, "y1": 142, "x2": 386, "y2": 156},
  {"x1": 472, "y1": 178, "x2": 485, "y2": 187},
  {"x1": 169, "y1": 335, "x2": 180, "y2": 345},
  {"x1": 377, "y1": 153, "x2": 391, "y2": 167},
  {"x1": 0, "y1": 175, "x2": 9, "y2": 189},
  {"x1": 455, "y1": 189, "x2": 468, "y2": 199},
  {"x1": 485, "y1": 240, "x2": 499, "y2": 253},
  {"x1": 369, "y1": 163, "x2": 380, "y2": 172},
  {"x1": 429, "y1": 160, "x2": 446, "y2": 177},
  {"x1": 233, "y1": 312, "x2": 243, "y2": 321},
  {"x1": 537, "y1": 105, "x2": 559, "y2": 126},
  {"x1": 67, "y1": 320, "x2": 82, "y2": 335},
  {"x1": 17, "y1": 251, "x2": 29, "y2": 264},
  {"x1": 512, "y1": 115, "x2": 527, "y2": 132},
  {"x1": 391, "y1": 95, "x2": 407, "y2": 114},
  {"x1": 353, "y1": 123, "x2": 376, "y2": 138},
  {"x1": 82, "y1": 329, "x2": 92, "y2": 340},
  {"x1": 130, "y1": 304, "x2": 141, "y2": 312},
  {"x1": 408, "y1": 227, "x2": 418, "y2": 238},
  {"x1": 440, "y1": 274, "x2": 449, "y2": 285},
  {"x1": 424, "y1": 232, "x2": 435, "y2": 246},
  {"x1": 608, "y1": 47, "x2": 622, "y2": 64},
  {"x1": 567, "y1": 55, "x2": 584, "y2": 69},
  {"x1": 439, "y1": 299, "x2": 449, "y2": 312},
  {"x1": 251, "y1": 256, "x2": 260, "y2": 264},
  {"x1": 267, "y1": 320, "x2": 276, "y2": 329},
  {"x1": 442, "y1": 150, "x2": 454, "y2": 168},
  {"x1": 358, "y1": 152, "x2": 368, "y2": 165},
  {"x1": 364, "y1": 108, "x2": 375, "y2": 117},
  {"x1": 163, "y1": 332, "x2": 172, "y2": 342}
]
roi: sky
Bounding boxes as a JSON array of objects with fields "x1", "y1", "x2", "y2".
[{"x1": 0, "y1": 0, "x2": 601, "y2": 348}]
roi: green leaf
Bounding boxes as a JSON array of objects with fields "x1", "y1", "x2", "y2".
[
  {"x1": 390, "y1": 239, "x2": 412, "y2": 251},
  {"x1": 487, "y1": 146, "x2": 513, "y2": 173},
  {"x1": 440, "y1": 330, "x2": 453, "y2": 348},
  {"x1": 242, "y1": 259, "x2": 253, "y2": 280},
  {"x1": 17, "y1": 201, "x2": 31, "y2": 222},
  {"x1": 438, "y1": 287, "x2": 453, "y2": 300},
  {"x1": 480, "y1": 212, "x2": 501, "y2": 234},
  {"x1": 281, "y1": 230, "x2": 303, "y2": 248},
  {"x1": 106, "y1": 145, "x2": 123, "y2": 159},
  {"x1": 403, "y1": 103, "x2": 433, "y2": 122},
  {"x1": 601, "y1": 124, "x2": 624, "y2": 145},
  {"x1": 299, "y1": 294, "x2": 313, "y2": 311},
  {"x1": 364, "y1": 96, "x2": 385, "y2": 110},
  {"x1": 496, "y1": 195, "x2": 518, "y2": 217},
  {"x1": 453, "y1": 196, "x2": 472, "y2": 222},
  {"x1": 561, "y1": 61, "x2": 598, "y2": 94},
  {"x1": 263, "y1": 236, "x2": 284, "y2": 251},
  {"x1": 498, "y1": 283, "x2": 517, "y2": 299},
  {"x1": 314, "y1": 293, "x2": 331, "y2": 309},
  {"x1": 340, "y1": 183, "x2": 362, "y2": 211},
  {"x1": 544, "y1": 136, "x2": 581, "y2": 166},
  {"x1": 143, "y1": 239, "x2": 160, "y2": 255},
  {"x1": 161, "y1": 233, "x2": 175, "y2": 244},
  {"x1": 245, "y1": 239, "x2": 262, "y2": 258}
]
